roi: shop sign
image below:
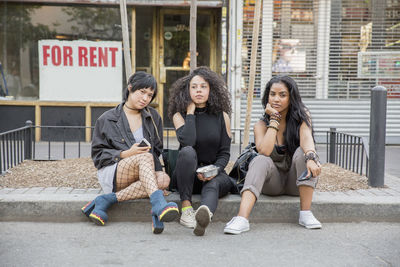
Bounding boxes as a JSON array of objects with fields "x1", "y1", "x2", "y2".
[
  {"x1": 358, "y1": 51, "x2": 400, "y2": 78},
  {"x1": 272, "y1": 39, "x2": 306, "y2": 73},
  {"x1": 164, "y1": 31, "x2": 173, "y2": 40},
  {"x1": 39, "y1": 40, "x2": 122, "y2": 102}
]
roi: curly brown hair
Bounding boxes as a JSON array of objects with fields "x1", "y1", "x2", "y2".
[{"x1": 168, "y1": 66, "x2": 232, "y2": 118}]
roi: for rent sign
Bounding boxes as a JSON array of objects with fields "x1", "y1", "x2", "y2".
[{"x1": 39, "y1": 40, "x2": 122, "y2": 101}]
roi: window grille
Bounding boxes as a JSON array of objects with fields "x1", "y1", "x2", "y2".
[
  {"x1": 240, "y1": 0, "x2": 400, "y2": 100},
  {"x1": 242, "y1": 0, "x2": 263, "y2": 97},
  {"x1": 329, "y1": 0, "x2": 400, "y2": 99}
]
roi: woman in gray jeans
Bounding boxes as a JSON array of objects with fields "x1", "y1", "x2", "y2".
[{"x1": 224, "y1": 76, "x2": 322, "y2": 234}]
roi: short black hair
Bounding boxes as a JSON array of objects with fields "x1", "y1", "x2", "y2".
[{"x1": 123, "y1": 71, "x2": 157, "y2": 102}]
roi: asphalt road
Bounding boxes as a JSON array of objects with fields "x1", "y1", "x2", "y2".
[{"x1": 1, "y1": 222, "x2": 399, "y2": 266}]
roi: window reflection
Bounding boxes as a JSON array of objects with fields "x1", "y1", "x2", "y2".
[
  {"x1": 163, "y1": 13, "x2": 210, "y2": 67},
  {"x1": 0, "y1": 3, "x2": 123, "y2": 100}
]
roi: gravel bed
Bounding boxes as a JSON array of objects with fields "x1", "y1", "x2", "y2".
[
  {"x1": 0, "y1": 158, "x2": 99, "y2": 189},
  {"x1": 0, "y1": 159, "x2": 369, "y2": 192}
]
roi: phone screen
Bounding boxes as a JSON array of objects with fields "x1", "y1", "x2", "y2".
[
  {"x1": 298, "y1": 170, "x2": 311, "y2": 181},
  {"x1": 138, "y1": 138, "x2": 150, "y2": 147}
]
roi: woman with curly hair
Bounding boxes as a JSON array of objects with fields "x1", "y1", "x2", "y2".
[
  {"x1": 224, "y1": 75, "x2": 322, "y2": 235},
  {"x1": 168, "y1": 66, "x2": 235, "y2": 236}
]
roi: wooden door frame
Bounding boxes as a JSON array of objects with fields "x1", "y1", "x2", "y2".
[{"x1": 153, "y1": 7, "x2": 218, "y2": 122}]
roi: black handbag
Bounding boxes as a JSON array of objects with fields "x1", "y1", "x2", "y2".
[
  {"x1": 162, "y1": 149, "x2": 179, "y2": 179},
  {"x1": 228, "y1": 143, "x2": 258, "y2": 191},
  {"x1": 148, "y1": 109, "x2": 179, "y2": 186}
]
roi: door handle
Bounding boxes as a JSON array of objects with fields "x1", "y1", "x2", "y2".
[{"x1": 160, "y1": 65, "x2": 166, "y2": 83}]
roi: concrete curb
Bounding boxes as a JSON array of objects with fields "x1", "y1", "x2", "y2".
[
  {"x1": 1, "y1": 192, "x2": 399, "y2": 223},
  {"x1": 1, "y1": 173, "x2": 399, "y2": 223}
]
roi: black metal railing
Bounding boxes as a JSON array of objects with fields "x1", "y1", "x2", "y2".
[
  {"x1": 33, "y1": 125, "x2": 94, "y2": 160},
  {"x1": 1, "y1": 121, "x2": 370, "y2": 178},
  {"x1": 0, "y1": 121, "x2": 33, "y2": 174},
  {"x1": 326, "y1": 128, "x2": 369, "y2": 177},
  {"x1": 1, "y1": 122, "x2": 245, "y2": 174},
  {"x1": 0, "y1": 122, "x2": 93, "y2": 174}
]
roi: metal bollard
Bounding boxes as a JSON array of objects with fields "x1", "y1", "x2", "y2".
[
  {"x1": 368, "y1": 86, "x2": 387, "y2": 187},
  {"x1": 329, "y1": 127, "x2": 336, "y2": 164},
  {"x1": 24, "y1": 120, "x2": 33, "y2": 160}
]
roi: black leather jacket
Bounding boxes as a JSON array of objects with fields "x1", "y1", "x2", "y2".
[{"x1": 91, "y1": 103, "x2": 163, "y2": 171}]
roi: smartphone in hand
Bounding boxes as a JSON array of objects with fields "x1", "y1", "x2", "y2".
[
  {"x1": 298, "y1": 170, "x2": 312, "y2": 181},
  {"x1": 138, "y1": 138, "x2": 151, "y2": 148}
]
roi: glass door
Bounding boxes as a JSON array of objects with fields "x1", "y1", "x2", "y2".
[{"x1": 159, "y1": 9, "x2": 216, "y2": 127}]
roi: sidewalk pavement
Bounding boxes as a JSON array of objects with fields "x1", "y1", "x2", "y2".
[{"x1": 1, "y1": 173, "x2": 399, "y2": 223}]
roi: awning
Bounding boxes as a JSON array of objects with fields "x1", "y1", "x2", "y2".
[{"x1": 4, "y1": 0, "x2": 223, "y2": 7}]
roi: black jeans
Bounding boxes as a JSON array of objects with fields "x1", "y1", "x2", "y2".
[{"x1": 174, "y1": 146, "x2": 235, "y2": 214}]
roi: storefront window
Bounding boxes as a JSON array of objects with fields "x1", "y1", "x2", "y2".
[
  {"x1": 328, "y1": 0, "x2": 400, "y2": 98},
  {"x1": 136, "y1": 7, "x2": 153, "y2": 72},
  {"x1": 163, "y1": 13, "x2": 211, "y2": 68},
  {"x1": 272, "y1": 0, "x2": 317, "y2": 98},
  {"x1": 0, "y1": 3, "x2": 124, "y2": 100}
]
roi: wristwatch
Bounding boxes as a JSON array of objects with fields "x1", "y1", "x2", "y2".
[{"x1": 304, "y1": 151, "x2": 320, "y2": 165}]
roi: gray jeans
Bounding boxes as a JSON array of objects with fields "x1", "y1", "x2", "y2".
[{"x1": 241, "y1": 147, "x2": 318, "y2": 199}]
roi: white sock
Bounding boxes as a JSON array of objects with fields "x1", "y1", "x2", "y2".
[
  {"x1": 238, "y1": 216, "x2": 249, "y2": 222},
  {"x1": 300, "y1": 210, "x2": 312, "y2": 216}
]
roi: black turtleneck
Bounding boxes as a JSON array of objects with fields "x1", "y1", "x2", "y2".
[{"x1": 176, "y1": 107, "x2": 231, "y2": 174}]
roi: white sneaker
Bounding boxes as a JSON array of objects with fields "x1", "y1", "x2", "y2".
[
  {"x1": 224, "y1": 216, "x2": 250, "y2": 235},
  {"x1": 180, "y1": 207, "x2": 196, "y2": 228},
  {"x1": 299, "y1": 210, "x2": 322, "y2": 229},
  {"x1": 193, "y1": 205, "x2": 213, "y2": 236}
]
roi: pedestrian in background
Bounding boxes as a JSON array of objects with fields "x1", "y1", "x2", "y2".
[
  {"x1": 224, "y1": 75, "x2": 322, "y2": 234},
  {"x1": 168, "y1": 66, "x2": 236, "y2": 236},
  {"x1": 82, "y1": 71, "x2": 179, "y2": 234}
]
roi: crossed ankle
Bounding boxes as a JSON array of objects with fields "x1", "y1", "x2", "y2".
[{"x1": 182, "y1": 205, "x2": 193, "y2": 212}]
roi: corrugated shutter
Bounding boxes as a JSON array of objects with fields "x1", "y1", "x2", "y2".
[
  {"x1": 242, "y1": 0, "x2": 263, "y2": 97},
  {"x1": 240, "y1": 98, "x2": 400, "y2": 144},
  {"x1": 239, "y1": 0, "x2": 400, "y2": 143},
  {"x1": 329, "y1": 0, "x2": 400, "y2": 98},
  {"x1": 240, "y1": 0, "x2": 400, "y2": 100},
  {"x1": 272, "y1": 0, "x2": 317, "y2": 98},
  {"x1": 241, "y1": 0, "x2": 318, "y2": 99}
]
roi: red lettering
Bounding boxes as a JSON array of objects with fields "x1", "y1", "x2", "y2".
[
  {"x1": 109, "y1": 47, "x2": 118, "y2": 67},
  {"x1": 98, "y1": 47, "x2": 108, "y2": 67},
  {"x1": 78, "y1": 47, "x2": 88, "y2": 66},
  {"x1": 63, "y1": 46, "x2": 73, "y2": 66},
  {"x1": 42, "y1": 45, "x2": 50, "y2": 66},
  {"x1": 51, "y1": 46, "x2": 61, "y2": 66},
  {"x1": 90, "y1": 47, "x2": 97, "y2": 67}
]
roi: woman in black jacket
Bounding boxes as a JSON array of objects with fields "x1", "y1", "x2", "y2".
[
  {"x1": 168, "y1": 66, "x2": 235, "y2": 236},
  {"x1": 81, "y1": 72, "x2": 179, "y2": 234}
]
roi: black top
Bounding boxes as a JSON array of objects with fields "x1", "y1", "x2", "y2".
[
  {"x1": 91, "y1": 103, "x2": 163, "y2": 171},
  {"x1": 176, "y1": 107, "x2": 231, "y2": 174}
]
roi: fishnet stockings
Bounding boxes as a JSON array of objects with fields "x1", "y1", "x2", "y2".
[{"x1": 115, "y1": 153, "x2": 158, "y2": 202}]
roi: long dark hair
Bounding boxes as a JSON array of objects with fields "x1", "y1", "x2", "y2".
[
  {"x1": 261, "y1": 75, "x2": 313, "y2": 157},
  {"x1": 168, "y1": 66, "x2": 231, "y2": 118},
  {"x1": 123, "y1": 71, "x2": 157, "y2": 102}
]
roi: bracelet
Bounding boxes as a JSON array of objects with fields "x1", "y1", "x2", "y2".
[
  {"x1": 269, "y1": 119, "x2": 280, "y2": 126},
  {"x1": 304, "y1": 151, "x2": 320, "y2": 164},
  {"x1": 304, "y1": 150, "x2": 316, "y2": 156},
  {"x1": 267, "y1": 125, "x2": 279, "y2": 131},
  {"x1": 270, "y1": 115, "x2": 281, "y2": 122},
  {"x1": 269, "y1": 122, "x2": 279, "y2": 129}
]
